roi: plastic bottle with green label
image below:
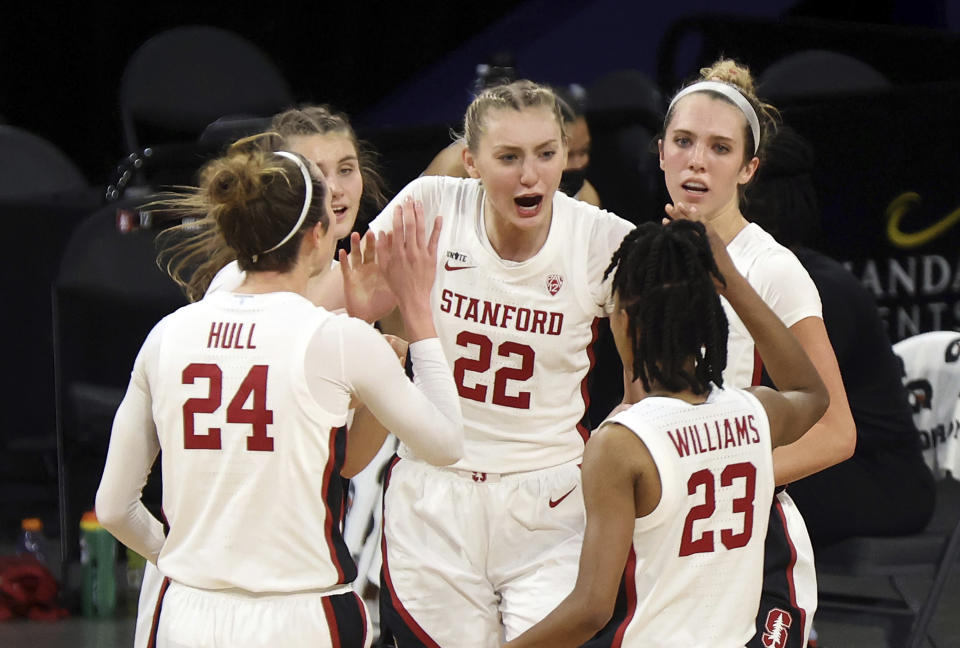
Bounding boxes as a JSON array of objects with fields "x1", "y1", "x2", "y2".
[{"x1": 80, "y1": 510, "x2": 116, "y2": 617}]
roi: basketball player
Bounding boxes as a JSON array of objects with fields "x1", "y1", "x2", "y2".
[
  {"x1": 141, "y1": 112, "x2": 394, "y2": 647},
  {"x1": 95, "y1": 143, "x2": 463, "y2": 648},
  {"x1": 366, "y1": 80, "x2": 634, "y2": 647},
  {"x1": 503, "y1": 219, "x2": 828, "y2": 647},
  {"x1": 657, "y1": 59, "x2": 856, "y2": 647}
]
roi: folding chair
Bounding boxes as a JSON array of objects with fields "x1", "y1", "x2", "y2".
[{"x1": 815, "y1": 332, "x2": 960, "y2": 647}]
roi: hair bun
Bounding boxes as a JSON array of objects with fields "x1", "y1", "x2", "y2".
[
  {"x1": 700, "y1": 59, "x2": 756, "y2": 97},
  {"x1": 206, "y1": 154, "x2": 264, "y2": 209}
]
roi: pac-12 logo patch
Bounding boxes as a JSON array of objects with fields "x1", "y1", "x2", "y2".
[
  {"x1": 546, "y1": 274, "x2": 563, "y2": 296},
  {"x1": 761, "y1": 608, "x2": 793, "y2": 648}
]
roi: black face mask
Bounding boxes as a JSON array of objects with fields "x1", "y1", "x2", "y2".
[{"x1": 559, "y1": 168, "x2": 587, "y2": 197}]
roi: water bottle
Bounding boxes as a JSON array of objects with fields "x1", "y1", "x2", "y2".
[
  {"x1": 15, "y1": 517, "x2": 49, "y2": 566},
  {"x1": 79, "y1": 510, "x2": 116, "y2": 617}
]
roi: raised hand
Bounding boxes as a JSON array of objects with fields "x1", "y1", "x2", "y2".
[
  {"x1": 664, "y1": 201, "x2": 736, "y2": 294},
  {"x1": 340, "y1": 229, "x2": 398, "y2": 323},
  {"x1": 663, "y1": 200, "x2": 705, "y2": 225},
  {"x1": 376, "y1": 197, "x2": 442, "y2": 342}
]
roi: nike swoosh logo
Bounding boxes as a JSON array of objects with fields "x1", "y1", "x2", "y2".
[
  {"x1": 444, "y1": 261, "x2": 476, "y2": 271},
  {"x1": 549, "y1": 487, "x2": 577, "y2": 508}
]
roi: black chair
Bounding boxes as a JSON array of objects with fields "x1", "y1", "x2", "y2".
[
  {"x1": 120, "y1": 25, "x2": 292, "y2": 154},
  {"x1": 0, "y1": 125, "x2": 88, "y2": 200},
  {"x1": 758, "y1": 49, "x2": 890, "y2": 103},
  {"x1": 116, "y1": 25, "x2": 292, "y2": 197},
  {"x1": 815, "y1": 478, "x2": 960, "y2": 647},
  {"x1": 52, "y1": 205, "x2": 186, "y2": 599},
  {"x1": 816, "y1": 331, "x2": 960, "y2": 647},
  {"x1": 0, "y1": 125, "x2": 97, "y2": 542},
  {"x1": 584, "y1": 69, "x2": 664, "y2": 225}
]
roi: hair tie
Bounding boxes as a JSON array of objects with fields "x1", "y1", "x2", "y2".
[
  {"x1": 259, "y1": 151, "x2": 314, "y2": 256},
  {"x1": 667, "y1": 81, "x2": 761, "y2": 155}
]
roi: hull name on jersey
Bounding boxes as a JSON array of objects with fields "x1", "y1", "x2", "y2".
[
  {"x1": 207, "y1": 321, "x2": 258, "y2": 350},
  {"x1": 439, "y1": 289, "x2": 564, "y2": 335},
  {"x1": 666, "y1": 415, "x2": 760, "y2": 458}
]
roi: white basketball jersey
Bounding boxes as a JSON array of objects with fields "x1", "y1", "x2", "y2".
[
  {"x1": 722, "y1": 224, "x2": 821, "y2": 387},
  {"x1": 604, "y1": 387, "x2": 775, "y2": 647},
  {"x1": 370, "y1": 176, "x2": 634, "y2": 472},
  {"x1": 148, "y1": 291, "x2": 356, "y2": 592}
]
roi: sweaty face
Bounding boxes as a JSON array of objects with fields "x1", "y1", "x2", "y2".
[
  {"x1": 464, "y1": 106, "x2": 566, "y2": 236},
  {"x1": 286, "y1": 132, "x2": 363, "y2": 240},
  {"x1": 659, "y1": 93, "x2": 758, "y2": 221},
  {"x1": 565, "y1": 117, "x2": 591, "y2": 170}
]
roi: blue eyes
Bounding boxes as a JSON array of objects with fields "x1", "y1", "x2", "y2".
[{"x1": 497, "y1": 151, "x2": 556, "y2": 163}]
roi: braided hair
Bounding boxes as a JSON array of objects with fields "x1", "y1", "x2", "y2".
[{"x1": 604, "y1": 220, "x2": 729, "y2": 394}]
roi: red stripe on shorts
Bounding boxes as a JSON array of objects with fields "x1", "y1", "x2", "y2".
[
  {"x1": 322, "y1": 596, "x2": 341, "y2": 648},
  {"x1": 146, "y1": 576, "x2": 171, "y2": 648},
  {"x1": 380, "y1": 456, "x2": 443, "y2": 648},
  {"x1": 773, "y1": 495, "x2": 807, "y2": 639},
  {"x1": 321, "y1": 425, "x2": 347, "y2": 582}
]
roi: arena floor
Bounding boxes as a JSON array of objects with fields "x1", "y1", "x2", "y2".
[{"x1": 0, "y1": 573, "x2": 957, "y2": 647}]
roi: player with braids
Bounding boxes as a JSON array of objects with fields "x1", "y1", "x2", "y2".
[
  {"x1": 609, "y1": 222, "x2": 728, "y2": 396},
  {"x1": 95, "y1": 143, "x2": 463, "y2": 648},
  {"x1": 504, "y1": 218, "x2": 828, "y2": 648},
  {"x1": 658, "y1": 58, "x2": 856, "y2": 648}
]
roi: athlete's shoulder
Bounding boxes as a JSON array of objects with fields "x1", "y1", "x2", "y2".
[
  {"x1": 555, "y1": 191, "x2": 632, "y2": 228},
  {"x1": 317, "y1": 309, "x2": 386, "y2": 343},
  {"x1": 407, "y1": 174, "x2": 482, "y2": 201},
  {"x1": 732, "y1": 223, "x2": 798, "y2": 265},
  {"x1": 732, "y1": 224, "x2": 811, "y2": 285},
  {"x1": 553, "y1": 193, "x2": 633, "y2": 263}
]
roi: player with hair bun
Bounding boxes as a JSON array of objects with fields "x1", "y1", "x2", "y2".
[
  {"x1": 95, "y1": 142, "x2": 463, "y2": 648},
  {"x1": 657, "y1": 59, "x2": 856, "y2": 648}
]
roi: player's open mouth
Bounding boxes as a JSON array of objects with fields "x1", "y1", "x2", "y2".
[
  {"x1": 514, "y1": 195, "x2": 543, "y2": 215},
  {"x1": 333, "y1": 206, "x2": 349, "y2": 221},
  {"x1": 682, "y1": 182, "x2": 708, "y2": 194}
]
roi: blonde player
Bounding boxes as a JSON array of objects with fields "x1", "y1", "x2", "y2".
[
  {"x1": 366, "y1": 80, "x2": 634, "y2": 646},
  {"x1": 95, "y1": 143, "x2": 462, "y2": 648},
  {"x1": 504, "y1": 220, "x2": 828, "y2": 647}
]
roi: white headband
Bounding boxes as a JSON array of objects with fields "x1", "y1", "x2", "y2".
[
  {"x1": 257, "y1": 150, "x2": 314, "y2": 259},
  {"x1": 667, "y1": 81, "x2": 761, "y2": 155}
]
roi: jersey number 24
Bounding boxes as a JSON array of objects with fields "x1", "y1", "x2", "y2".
[{"x1": 181, "y1": 363, "x2": 275, "y2": 451}]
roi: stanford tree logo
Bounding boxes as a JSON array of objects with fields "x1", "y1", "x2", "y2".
[{"x1": 761, "y1": 608, "x2": 792, "y2": 648}]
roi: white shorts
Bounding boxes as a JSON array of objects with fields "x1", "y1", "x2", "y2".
[
  {"x1": 380, "y1": 457, "x2": 585, "y2": 648},
  {"x1": 134, "y1": 562, "x2": 164, "y2": 648},
  {"x1": 781, "y1": 490, "x2": 817, "y2": 644},
  {"x1": 749, "y1": 489, "x2": 817, "y2": 648},
  {"x1": 144, "y1": 578, "x2": 371, "y2": 648}
]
